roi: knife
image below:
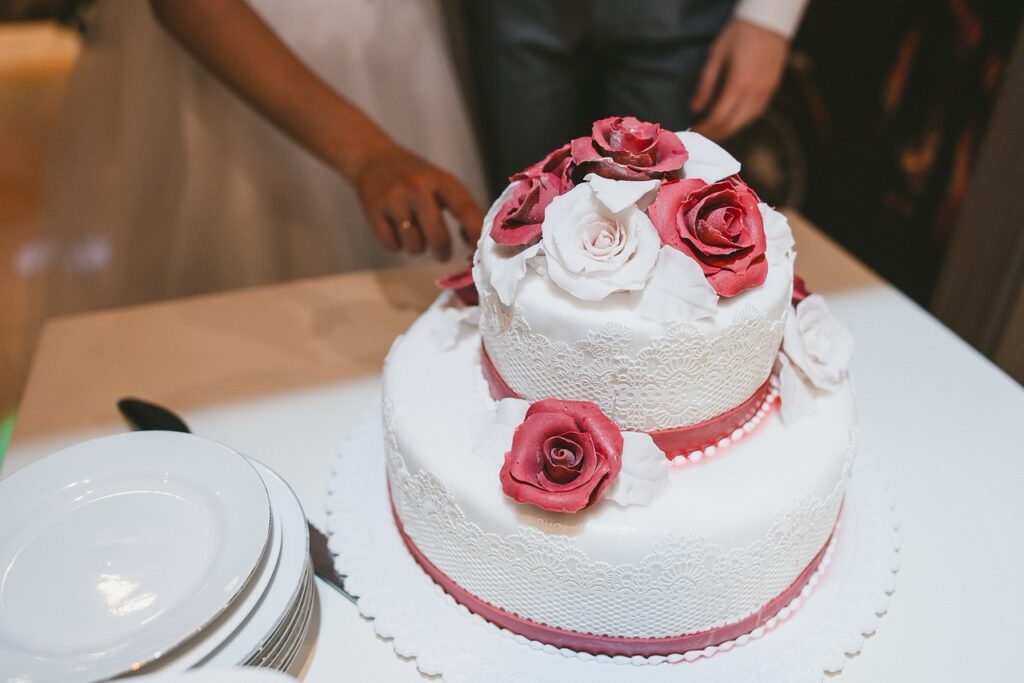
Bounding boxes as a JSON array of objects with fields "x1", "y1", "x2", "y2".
[{"x1": 117, "y1": 397, "x2": 358, "y2": 604}]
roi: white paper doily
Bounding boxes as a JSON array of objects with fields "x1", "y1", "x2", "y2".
[{"x1": 326, "y1": 408, "x2": 899, "y2": 683}]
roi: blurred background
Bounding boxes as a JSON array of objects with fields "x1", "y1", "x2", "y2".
[{"x1": 1, "y1": 0, "x2": 1022, "y2": 447}]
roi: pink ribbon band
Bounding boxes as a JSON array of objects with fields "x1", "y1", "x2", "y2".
[
  {"x1": 481, "y1": 344, "x2": 773, "y2": 458},
  {"x1": 648, "y1": 379, "x2": 771, "y2": 457},
  {"x1": 392, "y1": 494, "x2": 833, "y2": 657}
]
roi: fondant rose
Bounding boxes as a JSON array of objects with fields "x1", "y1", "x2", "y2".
[
  {"x1": 647, "y1": 177, "x2": 768, "y2": 297},
  {"x1": 436, "y1": 260, "x2": 478, "y2": 306},
  {"x1": 511, "y1": 142, "x2": 574, "y2": 188},
  {"x1": 500, "y1": 399, "x2": 623, "y2": 513},
  {"x1": 541, "y1": 183, "x2": 660, "y2": 301},
  {"x1": 782, "y1": 294, "x2": 853, "y2": 392},
  {"x1": 490, "y1": 173, "x2": 562, "y2": 246},
  {"x1": 570, "y1": 116, "x2": 688, "y2": 181}
]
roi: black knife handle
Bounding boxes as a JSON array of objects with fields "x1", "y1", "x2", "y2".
[{"x1": 117, "y1": 397, "x2": 192, "y2": 433}]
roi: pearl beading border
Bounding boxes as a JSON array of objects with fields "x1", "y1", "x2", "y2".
[{"x1": 669, "y1": 377, "x2": 781, "y2": 465}]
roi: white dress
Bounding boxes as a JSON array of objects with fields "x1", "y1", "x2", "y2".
[{"x1": 40, "y1": 0, "x2": 485, "y2": 315}]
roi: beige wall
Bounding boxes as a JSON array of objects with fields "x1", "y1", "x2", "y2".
[{"x1": 0, "y1": 22, "x2": 80, "y2": 413}]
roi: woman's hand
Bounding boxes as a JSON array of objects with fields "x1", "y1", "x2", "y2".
[
  {"x1": 352, "y1": 144, "x2": 484, "y2": 261},
  {"x1": 690, "y1": 18, "x2": 789, "y2": 141},
  {"x1": 149, "y1": 0, "x2": 483, "y2": 262}
]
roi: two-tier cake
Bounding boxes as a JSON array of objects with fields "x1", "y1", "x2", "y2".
[{"x1": 380, "y1": 117, "x2": 856, "y2": 657}]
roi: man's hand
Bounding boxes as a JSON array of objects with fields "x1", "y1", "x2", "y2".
[
  {"x1": 691, "y1": 18, "x2": 789, "y2": 141},
  {"x1": 353, "y1": 145, "x2": 484, "y2": 261}
]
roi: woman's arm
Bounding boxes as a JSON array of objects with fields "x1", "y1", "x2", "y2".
[{"x1": 149, "y1": 0, "x2": 482, "y2": 259}]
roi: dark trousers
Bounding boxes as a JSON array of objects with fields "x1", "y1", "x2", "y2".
[{"x1": 464, "y1": 0, "x2": 735, "y2": 196}]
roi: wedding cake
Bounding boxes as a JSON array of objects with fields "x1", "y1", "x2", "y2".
[{"x1": 381, "y1": 118, "x2": 856, "y2": 657}]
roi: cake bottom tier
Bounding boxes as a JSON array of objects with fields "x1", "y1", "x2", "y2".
[
  {"x1": 382, "y1": 302, "x2": 856, "y2": 654},
  {"x1": 391, "y1": 495, "x2": 834, "y2": 656}
]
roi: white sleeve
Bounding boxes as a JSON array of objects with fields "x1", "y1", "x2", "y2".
[{"x1": 732, "y1": 0, "x2": 810, "y2": 40}]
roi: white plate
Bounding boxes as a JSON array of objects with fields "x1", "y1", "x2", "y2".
[
  {"x1": 260, "y1": 565, "x2": 314, "y2": 669},
  {"x1": 0, "y1": 432, "x2": 271, "y2": 683},
  {"x1": 132, "y1": 667, "x2": 296, "y2": 682},
  {"x1": 199, "y1": 459, "x2": 309, "y2": 667},
  {"x1": 278, "y1": 571, "x2": 316, "y2": 671},
  {"x1": 141, "y1": 470, "x2": 286, "y2": 672}
]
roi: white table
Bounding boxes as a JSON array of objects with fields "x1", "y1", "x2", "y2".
[{"x1": 6, "y1": 216, "x2": 1024, "y2": 682}]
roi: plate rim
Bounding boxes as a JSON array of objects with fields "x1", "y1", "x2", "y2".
[{"x1": 198, "y1": 457, "x2": 310, "y2": 667}]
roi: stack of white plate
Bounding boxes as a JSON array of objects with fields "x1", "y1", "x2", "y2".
[{"x1": 0, "y1": 432, "x2": 315, "y2": 682}]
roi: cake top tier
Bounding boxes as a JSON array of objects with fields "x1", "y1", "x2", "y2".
[
  {"x1": 472, "y1": 118, "x2": 796, "y2": 433},
  {"x1": 475, "y1": 117, "x2": 794, "y2": 310}
]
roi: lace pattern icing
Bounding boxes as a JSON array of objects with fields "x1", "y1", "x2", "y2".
[
  {"x1": 478, "y1": 289, "x2": 785, "y2": 431},
  {"x1": 383, "y1": 398, "x2": 854, "y2": 639}
]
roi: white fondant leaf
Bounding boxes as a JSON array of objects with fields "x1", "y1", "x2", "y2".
[
  {"x1": 760, "y1": 203, "x2": 795, "y2": 266},
  {"x1": 430, "y1": 296, "x2": 480, "y2": 351},
  {"x1": 490, "y1": 242, "x2": 542, "y2": 305},
  {"x1": 776, "y1": 352, "x2": 816, "y2": 425},
  {"x1": 634, "y1": 246, "x2": 719, "y2": 323},
  {"x1": 494, "y1": 397, "x2": 530, "y2": 427},
  {"x1": 471, "y1": 398, "x2": 530, "y2": 461},
  {"x1": 606, "y1": 431, "x2": 669, "y2": 507},
  {"x1": 478, "y1": 181, "x2": 544, "y2": 306},
  {"x1": 677, "y1": 131, "x2": 741, "y2": 183},
  {"x1": 583, "y1": 173, "x2": 660, "y2": 213}
]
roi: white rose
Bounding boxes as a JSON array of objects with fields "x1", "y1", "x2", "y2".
[
  {"x1": 540, "y1": 183, "x2": 660, "y2": 302},
  {"x1": 782, "y1": 294, "x2": 853, "y2": 391}
]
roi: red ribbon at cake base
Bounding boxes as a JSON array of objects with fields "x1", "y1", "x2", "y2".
[
  {"x1": 391, "y1": 495, "x2": 834, "y2": 658},
  {"x1": 480, "y1": 344, "x2": 775, "y2": 459}
]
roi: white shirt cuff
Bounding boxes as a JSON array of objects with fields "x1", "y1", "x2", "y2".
[{"x1": 732, "y1": 0, "x2": 810, "y2": 40}]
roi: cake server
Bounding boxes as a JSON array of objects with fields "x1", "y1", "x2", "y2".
[{"x1": 116, "y1": 397, "x2": 358, "y2": 604}]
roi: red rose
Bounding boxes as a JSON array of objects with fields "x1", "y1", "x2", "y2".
[
  {"x1": 435, "y1": 259, "x2": 478, "y2": 306},
  {"x1": 792, "y1": 274, "x2": 811, "y2": 305},
  {"x1": 647, "y1": 177, "x2": 768, "y2": 297},
  {"x1": 489, "y1": 173, "x2": 562, "y2": 246},
  {"x1": 570, "y1": 116, "x2": 688, "y2": 181},
  {"x1": 499, "y1": 399, "x2": 623, "y2": 513},
  {"x1": 511, "y1": 142, "x2": 574, "y2": 188}
]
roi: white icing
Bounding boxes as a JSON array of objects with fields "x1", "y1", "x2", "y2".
[{"x1": 382, "y1": 305, "x2": 855, "y2": 637}]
